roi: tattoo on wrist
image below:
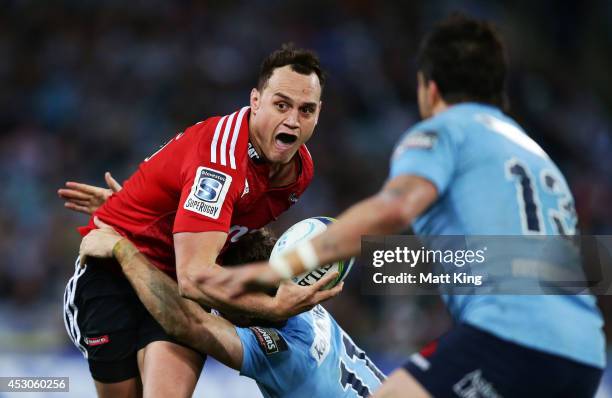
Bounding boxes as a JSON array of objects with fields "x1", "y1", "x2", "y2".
[{"x1": 112, "y1": 239, "x2": 138, "y2": 263}]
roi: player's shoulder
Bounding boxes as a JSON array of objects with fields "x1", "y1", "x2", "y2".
[
  {"x1": 188, "y1": 106, "x2": 251, "y2": 170},
  {"x1": 393, "y1": 117, "x2": 449, "y2": 157}
]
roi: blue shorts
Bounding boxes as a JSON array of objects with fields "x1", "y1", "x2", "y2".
[{"x1": 404, "y1": 323, "x2": 602, "y2": 398}]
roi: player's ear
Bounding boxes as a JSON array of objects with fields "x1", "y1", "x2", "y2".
[
  {"x1": 428, "y1": 80, "x2": 441, "y2": 108},
  {"x1": 250, "y1": 88, "x2": 261, "y2": 114}
]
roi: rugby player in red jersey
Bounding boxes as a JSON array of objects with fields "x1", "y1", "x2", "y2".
[{"x1": 59, "y1": 45, "x2": 341, "y2": 398}]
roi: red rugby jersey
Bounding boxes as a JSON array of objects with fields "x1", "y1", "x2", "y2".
[{"x1": 79, "y1": 106, "x2": 313, "y2": 275}]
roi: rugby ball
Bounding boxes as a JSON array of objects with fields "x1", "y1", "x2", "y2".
[{"x1": 271, "y1": 217, "x2": 354, "y2": 290}]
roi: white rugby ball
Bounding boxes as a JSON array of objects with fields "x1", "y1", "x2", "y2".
[{"x1": 271, "y1": 217, "x2": 354, "y2": 290}]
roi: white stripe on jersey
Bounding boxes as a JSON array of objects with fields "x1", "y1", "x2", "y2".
[
  {"x1": 210, "y1": 115, "x2": 227, "y2": 164},
  {"x1": 220, "y1": 111, "x2": 237, "y2": 166},
  {"x1": 229, "y1": 106, "x2": 249, "y2": 169}
]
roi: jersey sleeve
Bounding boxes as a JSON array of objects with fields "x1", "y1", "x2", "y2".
[
  {"x1": 389, "y1": 122, "x2": 459, "y2": 195},
  {"x1": 236, "y1": 325, "x2": 307, "y2": 390},
  {"x1": 173, "y1": 118, "x2": 246, "y2": 234}
]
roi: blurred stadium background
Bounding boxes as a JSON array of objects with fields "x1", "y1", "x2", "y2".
[{"x1": 1, "y1": 0, "x2": 611, "y2": 396}]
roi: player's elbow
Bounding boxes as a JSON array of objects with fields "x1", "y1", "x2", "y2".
[
  {"x1": 176, "y1": 263, "x2": 217, "y2": 301},
  {"x1": 168, "y1": 318, "x2": 196, "y2": 343},
  {"x1": 144, "y1": 303, "x2": 192, "y2": 342},
  {"x1": 170, "y1": 316, "x2": 212, "y2": 356},
  {"x1": 376, "y1": 194, "x2": 413, "y2": 233},
  {"x1": 164, "y1": 317, "x2": 200, "y2": 349}
]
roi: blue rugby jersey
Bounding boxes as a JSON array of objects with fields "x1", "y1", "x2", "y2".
[
  {"x1": 389, "y1": 102, "x2": 605, "y2": 368},
  {"x1": 236, "y1": 305, "x2": 385, "y2": 397}
]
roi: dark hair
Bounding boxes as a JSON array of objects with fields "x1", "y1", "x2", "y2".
[
  {"x1": 222, "y1": 228, "x2": 277, "y2": 266},
  {"x1": 257, "y1": 43, "x2": 326, "y2": 92},
  {"x1": 417, "y1": 13, "x2": 508, "y2": 108},
  {"x1": 221, "y1": 229, "x2": 284, "y2": 327}
]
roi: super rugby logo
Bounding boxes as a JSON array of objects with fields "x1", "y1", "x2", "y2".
[{"x1": 184, "y1": 166, "x2": 232, "y2": 219}]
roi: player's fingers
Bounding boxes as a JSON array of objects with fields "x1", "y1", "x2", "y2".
[
  {"x1": 105, "y1": 172, "x2": 122, "y2": 192},
  {"x1": 64, "y1": 202, "x2": 92, "y2": 215},
  {"x1": 310, "y1": 271, "x2": 339, "y2": 292},
  {"x1": 69, "y1": 199, "x2": 92, "y2": 207},
  {"x1": 65, "y1": 181, "x2": 101, "y2": 195},
  {"x1": 58, "y1": 188, "x2": 91, "y2": 201},
  {"x1": 312, "y1": 282, "x2": 343, "y2": 304}
]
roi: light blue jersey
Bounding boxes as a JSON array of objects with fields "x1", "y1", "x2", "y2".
[
  {"x1": 389, "y1": 103, "x2": 605, "y2": 368},
  {"x1": 236, "y1": 305, "x2": 385, "y2": 397}
]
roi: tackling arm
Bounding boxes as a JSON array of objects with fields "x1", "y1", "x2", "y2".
[{"x1": 113, "y1": 239, "x2": 243, "y2": 369}]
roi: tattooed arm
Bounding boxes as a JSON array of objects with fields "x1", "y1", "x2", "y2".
[
  {"x1": 78, "y1": 219, "x2": 243, "y2": 369},
  {"x1": 112, "y1": 239, "x2": 243, "y2": 369}
]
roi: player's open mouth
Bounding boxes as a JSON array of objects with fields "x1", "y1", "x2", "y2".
[{"x1": 274, "y1": 132, "x2": 298, "y2": 151}]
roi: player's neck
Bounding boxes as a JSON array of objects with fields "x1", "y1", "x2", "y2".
[
  {"x1": 268, "y1": 155, "x2": 300, "y2": 187},
  {"x1": 431, "y1": 100, "x2": 448, "y2": 116}
]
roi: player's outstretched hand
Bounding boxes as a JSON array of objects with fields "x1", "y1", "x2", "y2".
[
  {"x1": 58, "y1": 172, "x2": 122, "y2": 215},
  {"x1": 79, "y1": 217, "x2": 124, "y2": 266},
  {"x1": 272, "y1": 272, "x2": 343, "y2": 319}
]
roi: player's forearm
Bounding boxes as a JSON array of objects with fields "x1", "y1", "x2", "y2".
[
  {"x1": 283, "y1": 179, "x2": 432, "y2": 277},
  {"x1": 112, "y1": 240, "x2": 211, "y2": 340},
  {"x1": 182, "y1": 273, "x2": 282, "y2": 321},
  {"x1": 315, "y1": 193, "x2": 409, "y2": 262},
  {"x1": 113, "y1": 240, "x2": 243, "y2": 369}
]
